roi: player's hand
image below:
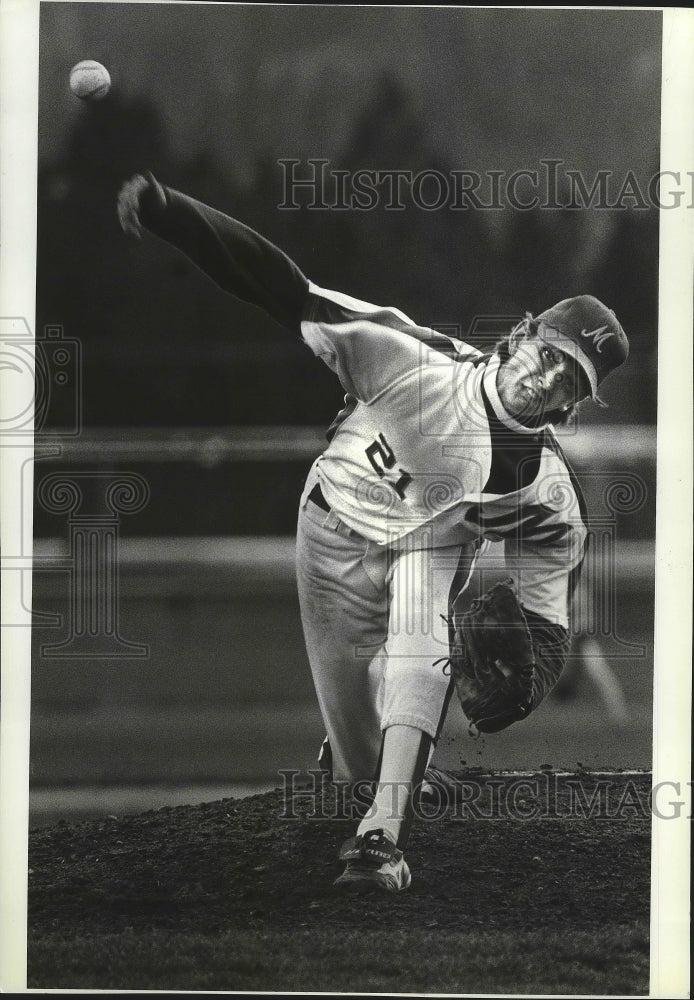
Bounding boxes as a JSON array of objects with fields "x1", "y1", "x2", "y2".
[{"x1": 117, "y1": 172, "x2": 165, "y2": 239}]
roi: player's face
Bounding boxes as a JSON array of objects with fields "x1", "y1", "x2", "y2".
[{"x1": 496, "y1": 333, "x2": 587, "y2": 421}]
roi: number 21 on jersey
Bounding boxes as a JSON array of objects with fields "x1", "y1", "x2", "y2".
[{"x1": 365, "y1": 433, "x2": 412, "y2": 500}]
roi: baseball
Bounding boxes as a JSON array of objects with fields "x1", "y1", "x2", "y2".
[{"x1": 69, "y1": 60, "x2": 111, "y2": 101}]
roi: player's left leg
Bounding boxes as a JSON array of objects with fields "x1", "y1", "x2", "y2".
[{"x1": 334, "y1": 539, "x2": 481, "y2": 892}]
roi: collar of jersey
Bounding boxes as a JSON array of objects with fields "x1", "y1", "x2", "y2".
[{"x1": 482, "y1": 355, "x2": 551, "y2": 436}]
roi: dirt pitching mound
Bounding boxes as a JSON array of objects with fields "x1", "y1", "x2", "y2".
[{"x1": 28, "y1": 770, "x2": 651, "y2": 993}]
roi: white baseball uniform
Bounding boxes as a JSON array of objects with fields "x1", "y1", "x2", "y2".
[
  {"x1": 297, "y1": 283, "x2": 585, "y2": 779},
  {"x1": 138, "y1": 183, "x2": 586, "y2": 785}
]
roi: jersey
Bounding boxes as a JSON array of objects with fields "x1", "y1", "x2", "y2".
[
  {"x1": 138, "y1": 180, "x2": 587, "y2": 632},
  {"x1": 301, "y1": 283, "x2": 588, "y2": 630}
]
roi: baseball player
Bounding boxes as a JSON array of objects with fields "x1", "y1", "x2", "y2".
[{"x1": 117, "y1": 172, "x2": 628, "y2": 894}]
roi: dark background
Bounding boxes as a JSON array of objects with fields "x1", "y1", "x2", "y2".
[{"x1": 37, "y1": 5, "x2": 661, "y2": 433}]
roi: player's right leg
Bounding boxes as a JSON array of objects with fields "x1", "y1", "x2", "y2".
[{"x1": 295, "y1": 477, "x2": 390, "y2": 786}]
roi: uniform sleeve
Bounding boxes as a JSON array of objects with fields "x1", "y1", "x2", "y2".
[
  {"x1": 301, "y1": 281, "x2": 460, "y2": 403},
  {"x1": 504, "y1": 533, "x2": 585, "y2": 628},
  {"x1": 503, "y1": 515, "x2": 587, "y2": 711},
  {"x1": 523, "y1": 608, "x2": 571, "y2": 712},
  {"x1": 138, "y1": 183, "x2": 309, "y2": 333},
  {"x1": 499, "y1": 432, "x2": 589, "y2": 632}
]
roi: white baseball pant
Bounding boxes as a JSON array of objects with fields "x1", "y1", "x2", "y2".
[{"x1": 295, "y1": 462, "x2": 481, "y2": 783}]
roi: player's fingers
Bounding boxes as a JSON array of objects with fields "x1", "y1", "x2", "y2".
[
  {"x1": 117, "y1": 205, "x2": 142, "y2": 239},
  {"x1": 116, "y1": 193, "x2": 142, "y2": 238},
  {"x1": 143, "y1": 171, "x2": 166, "y2": 210},
  {"x1": 117, "y1": 177, "x2": 146, "y2": 239},
  {"x1": 117, "y1": 174, "x2": 147, "y2": 202}
]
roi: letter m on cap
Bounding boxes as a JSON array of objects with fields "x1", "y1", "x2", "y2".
[{"x1": 579, "y1": 325, "x2": 613, "y2": 353}]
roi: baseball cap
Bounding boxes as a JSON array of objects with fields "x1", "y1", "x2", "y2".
[{"x1": 534, "y1": 295, "x2": 629, "y2": 403}]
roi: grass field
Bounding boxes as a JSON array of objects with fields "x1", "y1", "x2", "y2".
[{"x1": 28, "y1": 771, "x2": 651, "y2": 993}]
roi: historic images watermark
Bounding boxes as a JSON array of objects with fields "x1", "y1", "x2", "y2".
[
  {"x1": 277, "y1": 769, "x2": 690, "y2": 823},
  {"x1": 35, "y1": 471, "x2": 150, "y2": 658},
  {"x1": 1, "y1": 317, "x2": 150, "y2": 657},
  {"x1": 0, "y1": 319, "x2": 82, "y2": 438},
  {"x1": 278, "y1": 158, "x2": 691, "y2": 212}
]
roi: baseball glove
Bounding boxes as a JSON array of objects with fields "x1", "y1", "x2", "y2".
[{"x1": 449, "y1": 579, "x2": 536, "y2": 734}]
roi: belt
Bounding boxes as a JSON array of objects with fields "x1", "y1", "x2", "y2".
[
  {"x1": 307, "y1": 482, "x2": 365, "y2": 542},
  {"x1": 308, "y1": 482, "x2": 331, "y2": 512}
]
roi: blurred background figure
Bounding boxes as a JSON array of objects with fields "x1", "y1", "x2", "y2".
[{"x1": 554, "y1": 636, "x2": 630, "y2": 725}]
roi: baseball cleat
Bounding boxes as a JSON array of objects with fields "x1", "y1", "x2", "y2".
[
  {"x1": 421, "y1": 765, "x2": 462, "y2": 807},
  {"x1": 333, "y1": 828, "x2": 411, "y2": 893}
]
